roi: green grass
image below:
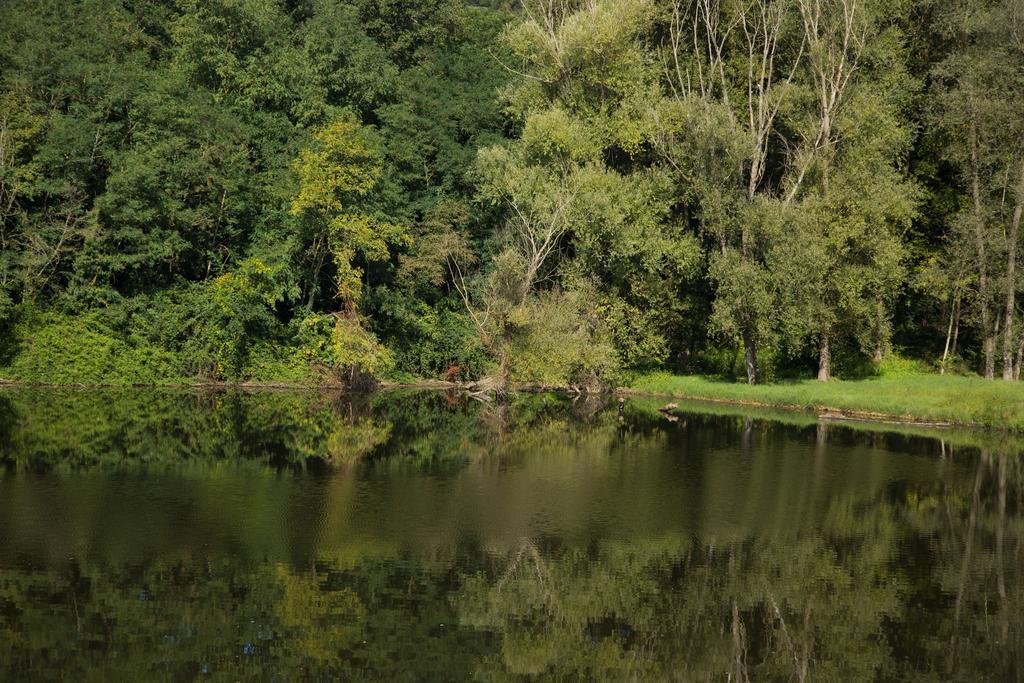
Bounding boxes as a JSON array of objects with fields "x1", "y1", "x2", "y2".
[{"x1": 628, "y1": 371, "x2": 1024, "y2": 432}]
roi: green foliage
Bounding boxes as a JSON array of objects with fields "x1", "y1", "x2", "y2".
[
  {"x1": 695, "y1": 343, "x2": 784, "y2": 383},
  {"x1": 507, "y1": 288, "x2": 620, "y2": 389},
  {"x1": 0, "y1": 308, "x2": 182, "y2": 385},
  {"x1": 501, "y1": 0, "x2": 656, "y2": 120},
  {"x1": 204, "y1": 257, "x2": 292, "y2": 376},
  {"x1": 873, "y1": 351, "x2": 932, "y2": 377},
  {"x1": 630, "y1": 371, "x2": 1024, "y2": 430},
  {"x1": 331, "y1": 314, "x2": 395, "y2": 382},
  {"x1": 599, "y1": 299, "x2": 670, "y2": 369},
  {"x1": 241, "y1": 342, "x2": 322, "y2": 385},
  {"x1": 292, "y1": 116, "x2": 410, "y2": 306},
  {"x1": 0, "y1": 0, "x2": 1018, "y2": 386},
  {"x1": 0, "y1": 0, "x2": 517, "y2": 385},
  {"x1": 386, "y1": 303, "x2": 490, "y2": 380}
]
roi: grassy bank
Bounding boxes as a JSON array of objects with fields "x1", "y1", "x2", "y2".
[{"x1": 628, "y1": 372, "x2": 1024, "y2": 431}]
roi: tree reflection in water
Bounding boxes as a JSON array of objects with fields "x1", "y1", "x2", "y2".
[{"x1": 0, "y1": 388, "x2": 1019, "y2": 679}]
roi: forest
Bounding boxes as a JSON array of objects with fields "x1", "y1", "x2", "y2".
[{"x1": 1, "y1": 0, "x2": 1022, "y2": 389}]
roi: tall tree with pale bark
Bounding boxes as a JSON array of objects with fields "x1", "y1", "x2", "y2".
[{"x1": 933, "y1": 0, "x2": 1024, "y2": 379}]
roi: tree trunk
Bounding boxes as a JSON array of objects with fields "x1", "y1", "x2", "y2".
[
  {"x1": 743, "y1": 329, "x2": 758, "y2": 385},
  {"x1": 951, "y1": 295, "x2": 961, "y2": 359},
  {"x1": 987, "y1": 312, "x2": 1001, "y2": 380},
  {"x1": 1003, "y1": 269, "x2": 1017, "y2": 381},
  {"x1": 873, "y1": 300, "x2": 886, "y2": 363},
  {"x1": 1004, "y1": 168, "x2": 1023, "y2": 380},
  {"x1": 817, "y1": 333, "x2": 831, "y2": 382},
  {"x1": 984, "y1": 323, "x2": 996, "y2": 380},
  {"x1": 941, "y1": 290, "x2": 957, "y2": 375},
  {"x1": 969, "y1": 116, "x2": 994, "y2": 379},
  {"x1": 1015, "y1": 331, "x2": 1023, "y2": 381}
]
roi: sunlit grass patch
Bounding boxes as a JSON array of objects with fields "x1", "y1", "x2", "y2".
[{"x1": 628, "y1": 372, "x2": 1024, "y2": 431}]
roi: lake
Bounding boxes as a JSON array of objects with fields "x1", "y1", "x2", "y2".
[{"x1": 0, "y1": 388, "x2": 1020, "y2": 680}]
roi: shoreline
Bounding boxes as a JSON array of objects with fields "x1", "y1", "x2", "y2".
[
  {"x1": 622, "y1": 373, "x2": 1024, "y2": 433},
  {"x1": 1, "y1": 375, "x2": 1014, "y2": 433},
  {"x1": 615, "y1": 387, "x2": 968, "y2": 429}
]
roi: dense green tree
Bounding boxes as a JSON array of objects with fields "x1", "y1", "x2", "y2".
[
  {"x1": 291, "y1": 116, "x2": 408, "y2": 308},
  {"x1": 787, "y1": 0, "x2": 919, "y2": 380},
  {"x1": 655, "y1": 0, "x2": 807, "y2": 384},
  {"x1": 452, "y1": 0, "x2": 701, "y2": 386},
  {"x1": 0, "y1": 0, "x2": 1021, "y2": 384},
  {"x1": 932, "y1": 0, "x2": 1024, "y2": 380}
]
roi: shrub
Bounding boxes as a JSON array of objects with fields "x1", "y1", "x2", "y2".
[
  {"x1": 507, "y1": 288, "x2": 619, "y2": 390},
  {"x1": 392, "y1": 306, "x2": 490, "y2": 380},
  {"x1": 874, "y1": 351, "x2": 932, "y2": 377},
  {"x1": 0, "y1": 308, "x2": 181, "y2": 385},
  {"x1": 110, "y1": 259, "x2": 294, "y2": 381},
  {"x1": 331, "y1": 314, "x2": 395, "y2": 385},
  {"x1": 600, "y1": 298, "x2": 670, "y2": 370},
  {"x1": 242, "y1": 342, "x2": 323, "y2": 385}
]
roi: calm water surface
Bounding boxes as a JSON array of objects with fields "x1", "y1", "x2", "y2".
[{"x1": 0, "y1": 388, "x2": 1020, "y2": 680}]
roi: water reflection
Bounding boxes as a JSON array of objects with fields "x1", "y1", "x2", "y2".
[{"x1": 0, "y1": 388, "x2": 1020, "y2": 679}]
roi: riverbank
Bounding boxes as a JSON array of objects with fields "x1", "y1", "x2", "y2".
[
  {"x1": 626, "y1": 372, "x2": 1024, "y2": 432},
  {"x1": 4, "y1": 371, "x2": 1023, "y2": 433}
]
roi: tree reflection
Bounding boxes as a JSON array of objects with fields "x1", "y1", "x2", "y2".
[
  {"x1": 0, "y1": 389, "x2": 1020, "y2": 679},
  {"x1": 453, "y1": 506, "x2": 902, "y2": 680}
]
